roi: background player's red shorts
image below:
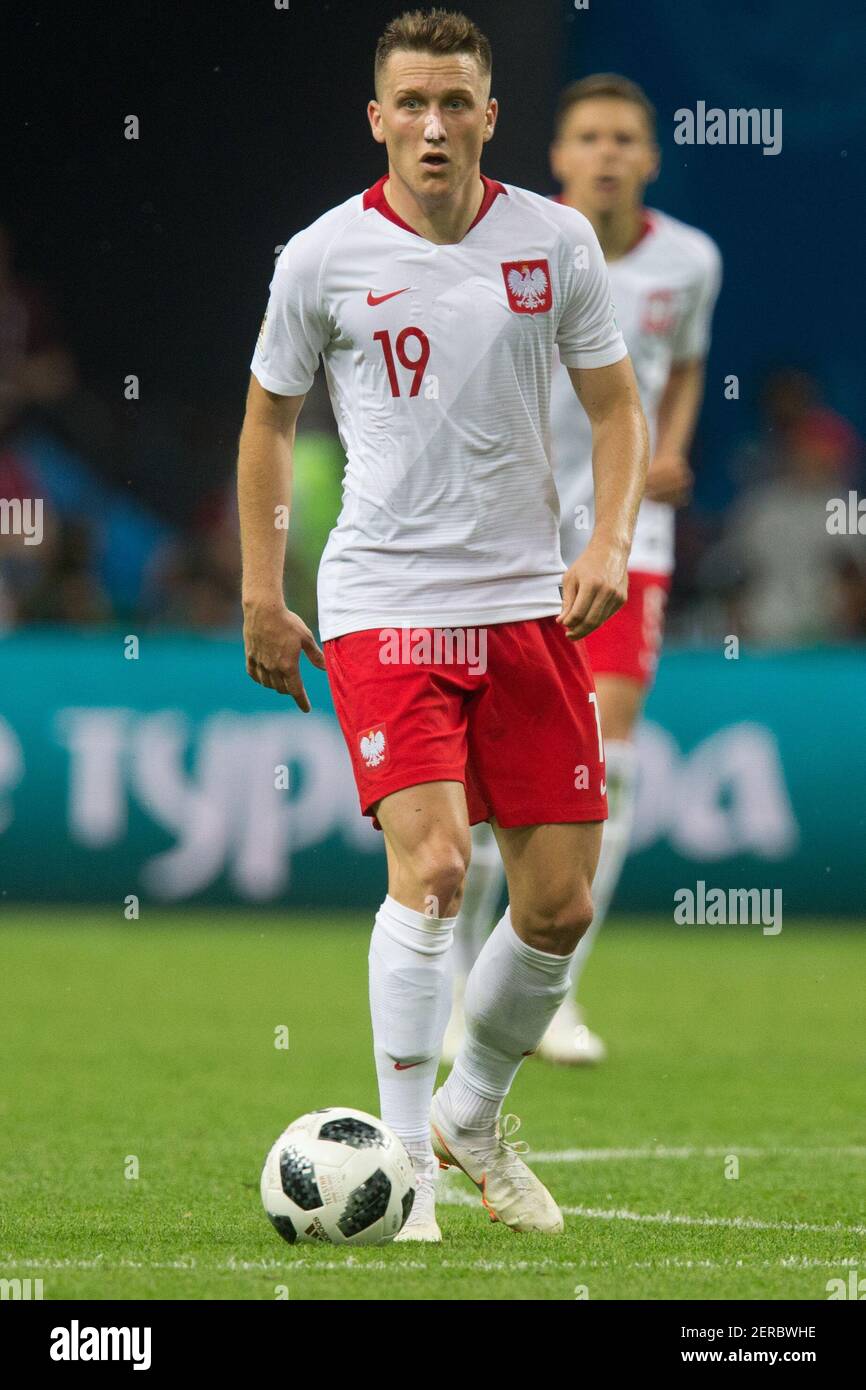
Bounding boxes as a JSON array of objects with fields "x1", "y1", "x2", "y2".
[
  {"x1": 324, "y1": 616, "x2": 607, "y2": 830},
  {"x1": 583, "y1": 570, "x2": 671, "y2": 688}
]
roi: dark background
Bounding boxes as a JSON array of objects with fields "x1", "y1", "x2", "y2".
[
  {"x1": 565, "y1": 0, "x2": 866, "y2": 509},
  {"x1": 1, "y1": 0, "x2": 567, "y2": 522},
  {"x1": 1, "y1": 0, "x2": 863, "y2": 605}
]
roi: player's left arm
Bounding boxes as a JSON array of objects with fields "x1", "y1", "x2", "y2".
[
  {"x1": 557, "y1": 356, "x2": 649, "y2": 640},
  {"x1": 647, "y1": 239, "x2": 723, "y2": 505}
]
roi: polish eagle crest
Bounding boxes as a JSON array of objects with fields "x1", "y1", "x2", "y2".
[
  {"x1": 507, "y1": 264, "x2": 549, "y2": 310},
  {"x1": 360, "y1": 728, "x2": 386, "y2": 767}
]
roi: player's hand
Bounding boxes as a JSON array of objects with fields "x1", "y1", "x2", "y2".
[
  {"x1": 242, "y1": 596, "x2": 326, "y2": 712},
  {"x1": 557, "y1": 541, "x2": 629, "y2": 641},
  {"x1": 644, "y1": 450, "x2": 693, "y2": 506}
]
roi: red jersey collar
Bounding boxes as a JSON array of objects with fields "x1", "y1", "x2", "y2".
[
  {"x1": 550, "y1": 195, "x2": 655, "y2": 253},
  {"x1": 629, "y1": 208, "x2": 655, "y2": 251},
  {"x1": 363, "y1": 173, "x2": 507, "y2": 238}
]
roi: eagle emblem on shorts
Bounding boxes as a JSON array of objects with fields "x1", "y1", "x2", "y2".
[
  {"x1": 501, "y1": 259, "x2": 553, "y2": 314},
  {"x1": 359, "y1": 726, "x2": 386, "y2": 768}
]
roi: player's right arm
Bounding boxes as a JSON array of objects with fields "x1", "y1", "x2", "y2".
[
  {"x1": 239, "y1": 222, "x2": 334, "y2": 709},
  {"x1": 644, "y1": 357, "x2": 705, "y2": 504},
  {"x1": 237, "y1": 375, "x2": 325, "y2": 711}
]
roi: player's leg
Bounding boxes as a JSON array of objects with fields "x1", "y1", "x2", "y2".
[
  {"x1": 538, "y1": 572, "x2": 669, "y2": 1063},
  {"x1": 441, "y1": 818, "x2": 505, "y2": 1063},
  {"x1": 428, "y1": 615, "x2": 606, "y2": 1230},
  {"x1": 322, "y1": 629, "x2": 484, "y2": 1241},
  {"x1": 370, "y1": 779, "x2": 470, "y2": 1241},
  {"x1": 431, "y1": 817, "x2": 601, "y2": 1231},
  {"x1": 570, "y1": 673, "x2": 641, "y2": 985},
  {"x1": 537, "y1": 674, "x2": 642, "y2": 1063}
]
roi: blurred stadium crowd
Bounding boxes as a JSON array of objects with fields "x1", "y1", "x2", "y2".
[{"x1": 1, "y1": 220, "x2": 864, "y2": 645}]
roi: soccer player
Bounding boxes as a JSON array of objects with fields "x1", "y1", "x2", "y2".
[
  {"x1": 238, "y1": 12, "x2": 648, "y2": 1240},
  {"x1": 445, "y1": 74, "x2": 722, "y2": 1064}
]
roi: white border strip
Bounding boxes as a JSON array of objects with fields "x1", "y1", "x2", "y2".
[
  {"x1": 529, "y1": 1145, "x2": 866, "y2": 1162},
  {"x1": 0, "y1": 1254, "x2": 862, "y2": 1274}
]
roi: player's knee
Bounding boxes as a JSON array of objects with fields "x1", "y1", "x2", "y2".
[
  {"x1": 411, "y1": 843, "x2": 468, "y2": 917},
  {"x1": 519, "y1": 888, "x2": 594, "y2": 953},
  {"x1": 570, "y1": 892, "x2": 595, "y2": 942}
]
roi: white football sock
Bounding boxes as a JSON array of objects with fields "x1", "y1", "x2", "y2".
[
  {"x1": 442, "y1": 906, "x2": 575, "y2": 1130},
  {"x1": 369, "y1": 895, "x2": 456, "y2": 1152},
  {"x1": 569, "y1": 738, "x2": 637, "y2": 993},
  {"x1": 452, "y1": 820, "x2": 506, "y2": 990}
]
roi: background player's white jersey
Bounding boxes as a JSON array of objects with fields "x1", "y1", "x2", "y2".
[
  {"x1": 551, "y1": 208, "x2": 722, "y2": 574},
  {"x1": 251, "y1": 176, "x2": 626, "y2": 640}
]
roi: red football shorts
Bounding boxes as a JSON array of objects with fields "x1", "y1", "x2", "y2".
[
  {"x1": 324, "y1": 615, "x2": 607, "y2": 831},
  {"x1": 583, "y1": 570, "x2": 671, "y2": 688}
]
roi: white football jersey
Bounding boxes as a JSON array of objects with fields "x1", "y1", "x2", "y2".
[
  {"x1": 251, "y1": 175, "x2": 626, "y2": 640},
  {"x1": 551, "y1": 207, "x2": 722, "y2": 575}
]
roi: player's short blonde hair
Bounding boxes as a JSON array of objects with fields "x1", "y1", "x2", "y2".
[
  {"x1": 554, "y1": 74, "x2": 657, "y2": 144},
  {"x1": 375, "y1": 8, "x2": 493, "y2": 93}
]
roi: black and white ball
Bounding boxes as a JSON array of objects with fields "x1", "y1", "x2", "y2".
[{"x1": 261, "y1": 1107, "x2": 415, "y2": 1245}]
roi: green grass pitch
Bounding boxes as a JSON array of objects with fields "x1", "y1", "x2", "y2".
[{"x1": 1, "y1": 909, "x2": 863, "y2": 1301}]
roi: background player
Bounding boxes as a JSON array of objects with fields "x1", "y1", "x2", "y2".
[
  {"x1": 238, "y1": 14, "x2": 648, "y2": 1239},
  {"x1": 446, "y1": 73, "x2": 722, "y2": 1065}
]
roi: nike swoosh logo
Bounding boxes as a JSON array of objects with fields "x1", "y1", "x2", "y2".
[
  {"x1": 367, "y1": 288, "x2": 411, "y2": 306},
  {"x1": 393, "y1": 1060, "x2": 423, "y2": 1070},
  {"x1": 600, "y1": 780, "x2": 607, "y2": 795}
]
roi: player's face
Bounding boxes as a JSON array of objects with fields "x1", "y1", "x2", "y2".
[
  {"x1": 550, "y1": 98, "x2": 658, "y2": 215},
  {"x1": 368, "y1": 51, "x2": 497, "y2": 200}
]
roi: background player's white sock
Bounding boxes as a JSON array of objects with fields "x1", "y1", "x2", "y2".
[
  {"x1": 369, "y1": 895, "x2": 456, "y2": 1159},
  {"x1": 569, "y1": 738, "x2": 637, "y2": 994},
  {"x1": 452, "y1": 820, "x2": 506, "y2": 992},
  {"x1": 442, "y1": 906, "x2": 575, "y2": 1131}
]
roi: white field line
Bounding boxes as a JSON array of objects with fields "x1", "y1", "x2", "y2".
[
  {"x1": 436, "y1": 1186, "x2": 866, "y2": 1236},
  {"x1": 3, "y1": 1148, "x2": 862, "y2": 1276},
  {"x1": 0, "y1": 1255, "x2": 577, "y2": 1274},
  {"x1": 528, "y1": 1145, "x2": 866, "y2": 1162},
  {"x1": 0, "y1": 1255, "x2": 861, "y2": 1274},
  {"x1": 582, "y1": 1257, "x2": 864, "y2": 1271}
]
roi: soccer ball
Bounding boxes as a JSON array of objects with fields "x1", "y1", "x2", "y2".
[{"x1": 260, "y1": 1107, "x2": 415, "y2": 1245}]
